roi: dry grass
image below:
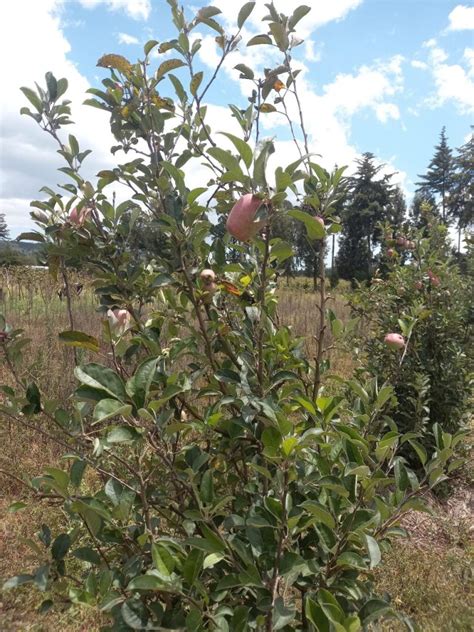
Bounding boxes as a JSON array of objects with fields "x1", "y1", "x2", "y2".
[{"x1": 0, "y1": 269, "x2": 472, "y2": 630}]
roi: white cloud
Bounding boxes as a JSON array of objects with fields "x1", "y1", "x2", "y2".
[
  {"x1": 212, "y1": 0, "x2": 363, "y2": 36},
  {"x1": 464, "y1": 47, "x2": 474, "y2": 76},
  {"x1": 78, "y1": 0, "x2": 151, "y2": 21},
  {"x1": 118, "y1": 32, "x2": 140, "y2": 45},
  {"x1": 423, "y1": 40, "x2": 474, "y2": 114},
  {"x1": 304, "y1": 39, "x2": 322, "y2": 63},
  {"x1": 411, "y1": 60, "x2": 428, "y2": 70},
  {"x1": 447, "y1": 5, "x2": 474, "y2": 31},
  {"x1": 0, "y1": 0, "x2": 116, "y2": 237},
  {"x1": 196, "y1": 31, "x2": 405, "y2": 185}
]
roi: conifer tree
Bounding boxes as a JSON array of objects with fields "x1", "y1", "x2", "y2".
[
  {"x1": 337, "y1": 153, "x2": 393, "y2": 282},
  {"x1": 0, "y1": 213, "x2": 8, "y2": 240},
  {"x1": 416, "y1": 126, "x2": 455, "y2": 222},
  {"x1": 450, "y1": 131, "x2": 473, "y2": 250}
]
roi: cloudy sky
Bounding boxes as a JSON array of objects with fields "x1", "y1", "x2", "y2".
[{"x1": 1, "y1": 0, "x2": 473, "y2": 238}]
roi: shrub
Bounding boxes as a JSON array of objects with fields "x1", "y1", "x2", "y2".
[
  {"x1": 1, "y1": 4, "x2": 466, "y2": 630},
  {"x1": 350, "y1": 207, "x2": 472, "y2": 447}
]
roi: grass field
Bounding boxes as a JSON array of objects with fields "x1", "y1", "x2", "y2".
[{"x1": 0, "y1": 268, "x2": 472, "y2": 631}]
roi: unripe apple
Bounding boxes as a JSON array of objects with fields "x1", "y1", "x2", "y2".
[
  {"x1": 384, "y1": 333, "x2": 405, "y2": 349},
  {"x1": 396, "y1": 237, "x2": 406, "y2": 247},
  {"x1": 427, "y1": 270, "x2": 440, "y2": 287},
  {"x1": 69, "y1": 206, "x2": 91, "y2": 227},
  {"x1": 226, "y1": 194, "x2": 265, "y2": 241},
  {"x1": 415, "y1": 280, "x2": 423, "y2": 290},
  {"x1": 200, "y1": 269, "x2": 216, "y2": 285},
  {"x1": 107, "y1": 308, "x2": 131, "y2": 336},
  {"x1": 406, "y1": 240, "x2": 416, "y2": 250},
  {"x1": 387, "y1": 248, "x2": 397, "y2": 258}
]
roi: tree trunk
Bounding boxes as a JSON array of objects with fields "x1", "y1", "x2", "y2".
[{"x1": 331, "y1": 234, "x2": 335, "y2": 279}]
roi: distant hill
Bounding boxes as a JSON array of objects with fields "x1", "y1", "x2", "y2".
[
  {"x1": 0, "y1": 240, "x2": 43, "y2": 265},
  {"x1": 1, "y1": 240, "x2": 42, "y2": 254}
]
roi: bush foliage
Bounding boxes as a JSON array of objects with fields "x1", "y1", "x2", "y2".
[{"x1": 1, "y1": 3, "x2": 469, "y2": 631}]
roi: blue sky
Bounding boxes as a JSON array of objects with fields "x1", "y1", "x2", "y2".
[{"x1": 1, "y1": 0, "x2": 473, "y2": 237}]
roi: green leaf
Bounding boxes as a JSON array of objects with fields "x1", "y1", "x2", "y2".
[
  {"x1": 336, "y1": 551, "x2": 367, "y2": 570},
  {"x1": 219, "y1": 132, "x2": 253, "y2": 169},
  {"x1": 253, "y1": 139, "x2": 274, "y2": 187},
  {"x1": 394, "y1": 459, "x2": 409, "y2": 491},
  {"x1": 45, "y1": 71, "x2": 58, "y2": 100},
  {"x1": 234, "y1": 63, "x2": 254, "y2": 80},
  {"x1": 93, "y1": 399, "x2": 132, "y2": 424},
  {"x1": 200, "y1": 524, "x2": 226, "y2": 552},
  {"x1": 75, "y1": 363, "x2": 126, "y2": 401},
  {"x1": 358, "y1": 599, "x2": 391, "y2": 624},
  {"x1": 288, "y1": 5, "x2": 311, "y2": 30},
  {"x1": 57, "y1": 78, "x2": 68, "y2": 98},
  {"x1": 16, "y1": 231, "x2": 45, "y2": 242},
  {"x1": 200, "y1": 469, "x2": 215, "y2": 504},
  {"x1": 262, "y1": 427, "x2": 282, "y2": 456},
  {"x1": 301, "y1": 501, "x2": 335, "y2": 529},
  {"x1": 408, "y1": 439, "x2": 427, "y2": 466},
  {"x1": 59, "y1": 330, "x2": 99, "y2": 353},
  {"x1": 127, "y1": 357, "x2": 158, "y2": 408},
  {"x1": 144, "y1": 40, "x2": 159, "y2": 56},
  {"x1": 190, "y1": 71, "x2": 203, "y2": 96},
  {"x1": 273, "y1": 597, "x2": 295, "y2": 630},
  {"x1": 20, "y1": 87, "x2": 43, "y2": 112},
  {"x1": 306, "y1": 598, "x2": 330, "y2": 632},
  {"x1": 288, "y1": 209, "x2": 325, "y2": 240},
  {"x1": 208, "y1": 147, "x2": 243, "y2": 174},
  {"x1": 51, "y1": 533, "x2": 70, "y2": 560},
  {"x1": 151, "y1": 543, "x2": 173, "y2": 576},
  {"x1": 183, "y1": 549, "x2": 203, "y2": 585},
  {"x1": 247, "y1": 34, "x2": 272, "y2": 46},
  {"x1": 106, "y1": 426, "x2": 138, "y2": 444},
  {"x1": 270, "y1": 240, "x2": 293, "y2": 263},
  {"x1": 44, "y1": 467, "x2": 69, "y2": 493},
  {"x1": 70, "y1": 460, "x2": 87, "y2": 488},
  {"x1": 363, "y1": 534, "x2": 381, "y2": 569},
  {"x1": 237, "y1": 2, "x2": 256, "y2": 29},
  {"x1": 72, "y1": 547, "x2": 101, "y2": 565},
  {"x1": 157, "y1": 58, "x2": 186, "y2": 79},
  {"x1": 121, "y1": 601, "x2": 147, "y2": 629}
]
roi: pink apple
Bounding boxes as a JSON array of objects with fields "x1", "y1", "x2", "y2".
[
  {"x1": 69, "y1": 206, "x2": 91, "y2": 227},
  {"x1": 107, "y1": 309, "x2": 131, "y2": 336},
  {"x1": 384, "y1": 333, "x2": 405, "y2": 350},
  {"x1": 200, "y1": 269, "x2": 216, "y2": 285},
  {"x1": 226, "y1": 194, "x2": 265, "y2": 241},
  {"x1": 427, "y1": 270, "x2": 440, "y2": 287}
]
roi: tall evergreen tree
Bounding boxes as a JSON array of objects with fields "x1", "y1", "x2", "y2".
[
  {"x1": 0, "y1": 213, "x2": 8, "y2": 240},
  {"x1": 450, "y1": 131, "x2": 474, "y2": 250},
  {"x1": 416, "y1": 126, "x2": 455, "y2": 222},
  {"x1": 389, "y1": 186, "x2": 407, "y2": 225},
  {"x1": 337, "y1": 153, "x2": 394, "y2": 283}
]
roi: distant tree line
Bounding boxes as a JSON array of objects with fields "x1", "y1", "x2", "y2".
[
  {"x1": 292, "y1": 126, "x2": 472, "y2": 285},
  {"x1": 2, "y1": 127, "x2": 472, "y2": 279},
  {"x1": 105, "y1": 126, "x2": 471, "y2": 287}
]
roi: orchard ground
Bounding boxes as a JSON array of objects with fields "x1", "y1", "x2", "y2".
[{"x1": 0, "y1": 268, "x2": 472, "y2": 631}]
